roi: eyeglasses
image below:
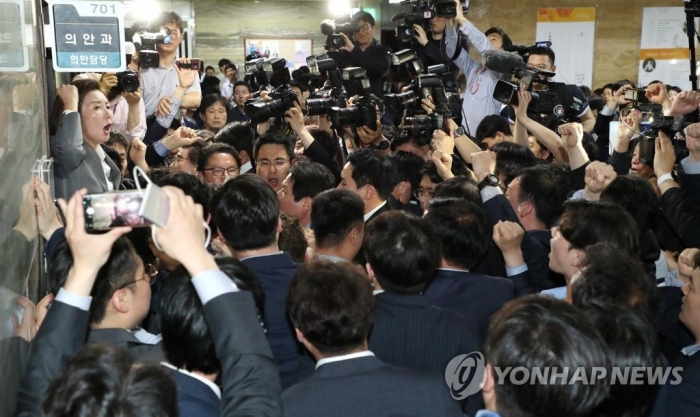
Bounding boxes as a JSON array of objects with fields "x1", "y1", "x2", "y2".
[
  {"x1": 114, "y1": 263, "x2": 158, "y2": 291},
  {"x1": 355, "y1": 23, "x2": 372, "y2": 33},
  {"x1": 257, "y1": 158, "x2": 290, "y2": 168},
  {"x1": 203, "y1": 166, "x2": 239, "y2": 176},
  {"x1": 414, "y1": 188, "x2": 434, "y2": 200}
]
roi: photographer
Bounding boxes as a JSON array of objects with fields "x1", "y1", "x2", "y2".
[
  {"x1": 327, "y1": 11, "x2": 392, "y2": 99},
  {"x1": 444, "y1": 0, "x2": 512, "y2": 136},
  {"x1": 140, "y1": 12, "x2": 201, "y2": 124},
  {"x1": 403, "y1": 16, "x2": 459, "y2": 80}
]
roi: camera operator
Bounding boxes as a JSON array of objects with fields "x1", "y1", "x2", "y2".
[
  {"x1": 501, "y1": 46, "x2": 595, "y2": 134},
  {"x1": 404, "y1": 16, "x2": 459, "y2": 80},
  {"x1": 327, "y1": 11, "x2": 392, "y2": 99},
  {"x1": 444, "y1": 0, "x2": 513, "y2": 136},
  {"x1": 140, "y1": 12, "x2": 201, "y2": 125}
]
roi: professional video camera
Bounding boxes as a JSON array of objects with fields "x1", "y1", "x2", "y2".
[
  {"x1": 428, "y1": 64, "x2": 462, "y2": 126},
  {"x1": 321, "y1": 19, "x2": 359, "y2": 50},
  {"x1": 392, "y1": 0, "x2": 470, "y2": 41},
  {"x1": 328, "y1": 67, "x2": 380, "y2": 130},
  {"x1": 131, "y1": 23, "x2": 173, "y2": 69},
  {"x1": 110, "y1": 71, "x2": 140, "y2": 95},
  {"x1": 304, "y1": 56, "x2": 347, "y2": 117},
  {"x1": 245, "y1": 58, "x2": 299, "y2": 127},
  {"x1": 484, "y1": 49, "x2": 582, "y2": 121},
  {"x1": 625, "y1": 89, "x2": 689, "y2": 166},
  {"x1": 504, "y1": 41, "x2": 553, "y2": 58}
]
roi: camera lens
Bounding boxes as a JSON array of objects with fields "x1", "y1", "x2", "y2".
[
  {"x1": 405, "y1": 116, "x2": 436, "y2": 139},
  {"x1": 120, "y1": 73, "x2": 140, "y2": 93},
  {"x1": 307, "y1": 98, "x2": 334, "y2": 116},
  {"x1": 329, "y1": 107, "x2": 360, "y2": 128},
  {"x1": 246, "y1": 99, "x2": 284, "y2": 124}
]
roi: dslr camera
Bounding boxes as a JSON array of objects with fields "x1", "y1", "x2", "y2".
[
  {"x1": 110, "y1": 71, "x2": 140, "y2": 95},
  {"x1": 328, "y1": 67, "x2": 379, "y2": 130},
  {"x1": 321, "y1": 19, "x2": 359, "y2": 50},
  {"x1": 131, "y1": 24, "x2": 173, "y2": 69},
  {"x1": 305, "y1": 56, "x2": 347, "y2": 117},
  {"x1": 244, "y1": 58, "x2": 299, "y2": 125},
  {"x1": 427, "y1": 64, "x2": 462, "y2": 126}
]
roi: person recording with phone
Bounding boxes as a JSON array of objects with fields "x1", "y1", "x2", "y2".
[{"x1": 140, "y1": 12, "x2": 201, "y2": 127}]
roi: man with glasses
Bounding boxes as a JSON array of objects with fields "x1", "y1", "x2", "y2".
[
  {"x1": 328, "y1": 11, "x2": 391, "y2": 98},
  {"x1": 196, "y1": 143, "x2": 241, "y2": 186},
  {"x1": 140, "y1": 12, "x2": 202, "y2": 125},
  {"x1": 253, "y1": 130, "x2": 295, "y2": 193}
]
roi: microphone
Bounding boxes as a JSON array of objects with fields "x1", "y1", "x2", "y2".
[
  {"x1": 483, "y1": 49, "x2": 526, "y2": 75},
  {"x1": 321, "y1": 19, "x2": 336, "y2": 36}
]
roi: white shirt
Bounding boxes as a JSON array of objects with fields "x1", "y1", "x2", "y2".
[
  {"x1": 363, "y1": 201, "x2": 387, "y2": 222},
  {"x1": 160, "y1": 362, "x2": 221, "y2": 399},
  {"x1": 94, "y1": 144, "x2": 115, "y2": 190},
  {"x1": 221, "y1": 80, "x2": 234, "y2": 102},
  {"x1": 316, "y1": 350, "x2": 375, "y2": 369}
]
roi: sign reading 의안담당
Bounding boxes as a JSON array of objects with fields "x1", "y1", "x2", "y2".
[
  {"x1": 48, "y1": 0, "x2": 126, "y2": 72},
  {"x1": 0, "y1": 0, "x2": 29, "y2": 72}
]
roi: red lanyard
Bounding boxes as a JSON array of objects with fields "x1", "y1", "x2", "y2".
[{"x1": 470, "y1": 67, "x2": 485, "y2": 95}]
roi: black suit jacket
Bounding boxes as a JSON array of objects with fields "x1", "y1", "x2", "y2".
[
  {"x1": 167, "y1": 367, "x2": 220, "y2": 417},
  {"x1": 282, "y1": 355, "x2": 465, "y2": 417},
  {"x1": 87, "y1": 328, "x2": 164, "y2": 364},
  {"x1": 354, "y1": 201, "x2": 396, "y2": 265},
  {"x1": 668, "y1": 352, "x2": 700, "y2": 416},
  {"x1": 241, "y1": 253, "x2": 303, "y2": 389},
  {"x1": 424, "y1": 269, "x2": 514, "y2": 337}
]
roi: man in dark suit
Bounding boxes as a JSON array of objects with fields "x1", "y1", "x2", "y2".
[
  {"x1": 283, "y1": 261, "x2": 464, "y2": 417},
  {"x1": 16, "y1": 187, "x2": 282, "y2": 417},
  {"x1": 424, "y1": 200, "x2": 514, "y2": 337},
  {"x1": 364, "y1": 211, "x2": 482, "y2": 415},
  {"x1": 212, "y1": 174, "x2": 303, "y2": 389}
]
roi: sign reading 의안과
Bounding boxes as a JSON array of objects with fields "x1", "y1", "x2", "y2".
[
  {"x1": 0, "y1": 0, "x2": 29, "y2": 72},
  {"x1": 48, "y1": 0, "x2": 126, "y2": 72}
]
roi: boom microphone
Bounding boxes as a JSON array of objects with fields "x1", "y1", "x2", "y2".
[
  {"x1": 321, "y1": 19, "x2": 336, "y2": 36},
  {"x1": 483, "y1": 49, "x2": 526, "y2": 75}
]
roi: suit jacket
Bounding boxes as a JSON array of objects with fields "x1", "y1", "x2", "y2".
[
  {"x1": 667, "y1": 352, "x2": 700, "y2": 416},
  {"x1": 52, "y1": 112, "x2": 121, "y2": 200},
  {"x1": 424, "y1": 269, "x2": 514, "y2": 337},
  {"x1": 167, "y1": 367, "x2": 220, "y2": 417},
  {"x1": 87, "y1": 328, "x2": 165, "y2": 364},
  {"x1": 203, "y1": 290, "x2": 282, "y2": 416},
  {"x1": 354, "y1": 201, "x2": 397, "y2": 265},
  {"x1": 282, "y1": 355, "x2": 465, "y2": 417},
  {"x1": 241, "y1": 252, "x2": 303, "y2": 389}
]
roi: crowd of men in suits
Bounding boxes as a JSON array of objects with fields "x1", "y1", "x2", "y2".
[{"x1": 4, "y1": 2, "x2": 700, "y2": 417}]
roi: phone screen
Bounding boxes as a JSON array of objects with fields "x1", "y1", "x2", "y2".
[{"x1": 83, "y1": 190, "x2": 151, "y2": 231}]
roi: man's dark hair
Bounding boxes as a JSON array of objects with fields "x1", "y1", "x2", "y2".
[
  {"x1": 211, "y1": 174, "x2": 280, "y2": 251},
  {"x1": 612, "y1": 79, "x2": 635, "y2": 92},
  {"x1": 423, "y1": 200, "x2": 489, "y2": 270},
  {"x1": 289, "y1": 161, "x2": 335, "y2": 202},
  {"x1": 205, "y1": 65, "x2": 215, "y2": 72},
  {"x1": 218, "y1": 58, "x2": 232, "y2": 68},
  {"x1": 48, "y1": 237, "x2": 139, "y2": 325},
  {"x1": 156, "y1": 172, "x2": 212, "y2": 220},
  {"x1": 279, "y1": 213, "x2": 309, "y2": 263},
  {"x1": 233, "y1": 80, "x2": 251, "y2": 93},
  {"x1": 289, "y1": 80, "x2": 308, "y2": 93},
  {"x1": 493, "y1": 142, "x2": 538, "y2": 185},
  {"x1": 351, "y1": 10, "x2": 375, "y2": 26},
  {"x1": 102, "y1": 145, "x2": 122, "y2": 173},
  {"x1": 160, "y1": 256, "x2": 264, "y2": 375},
  {"x1": 387, "y1": 151, "x2": 425, "y2": 192},
  {"x1": 581, "y1": 132, "x2": 599, "y2": 161},
  {"x1": 42, "y1": 343, "x2": 178, "y2": 417},
  {"x1": 588, "y1": 96, "x2": 605, "y2": 112},
  {"x1": 432, "y1": 176, "x2": 481, "y2": 205},
  {"x1": 515, "y1": 165, "x2": 569, "y2": 228},
  {"x1": 484, "y1": 27, "x2": 513, "y2": 48},
  {"x1": 475, "y1": 115, "x2": 512, "y2": 143},
  {"x1": 182, "y1": 139, "x2": 208, "y2": 169},
  {"x1": 600, "y1": 175, "x2": 659, "y2": 231},
  {"x1": 201, "y1": 76, "x2": 221, "y2": 96},
  {"x1": 215, "y1": 121, "x2": 255, "y2": 159},
  {"x1": 307, "y1": 126, "x2": 343, "y2": 174},
  {"x1": 196, "y1": 142, "x2": 241, "y2": 172},
  {"x1": 311, "y1": 189, "x2": 365, "y2": 249},
  {"x1": 287, "y1": 261, "x2": 375, "y2": 355},
  {"x1": 253, "y1": 129, "x2": 295, "y2": 162},
  {"x1": 558, "y1": 200, "x2": 640, "y2": 256},
  {"x1": 571, "y1": 243, "x2": 660, "y2": 329},
  {"x1": 198, "y1": 93, "x2": 228, "y2": 116},
  {"x1": 527, "y1": 46, "x2": 556, "y2": 65},
  {"x1": 347, "y1": 147, "x2": 396, "y2": 200},
  {"x1": 419, "y1": 160, "x2": 444, "y2": 186},
  {"x1": 364, "y1": 211, "x2": 442, "y2": 294},
  {"x1": 584, "y1": 304, "x2": 662, "y2": 417},
  {"x1": 154, "y1": 11, "x2": 184, "y2": 32},
  {"x1": 107, "y1": 130, "x2": 129, "y2": 149},
  {"x1": 485, "y1": 296, "x2": 609, "y2": 417}
]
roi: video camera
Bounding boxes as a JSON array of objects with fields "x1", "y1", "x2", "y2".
[
  {"x1": 504, "y1": 41, "x2": 553, "y2": 58},
  {"x1": 305, "y1": 55, "x2": 347, "y2": 117},
  {"x1": 244, "y1": 58, "x2": 299, "y2": 127},
  {"x1": 321, "y1": 19, "x2": 359, "y2": 50},
  {"x1": 328, "y1": 67, "x2": 379, "y2": 130},
  {"x1": 626, "y1": 90, "x2": 689, "y2": 166},
  {"x1": 392, "y1": 0, "x2": 469, "y2": 41},
  {"x1": 131, "y1": 23, "x2": 173, "y2": 69}
]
